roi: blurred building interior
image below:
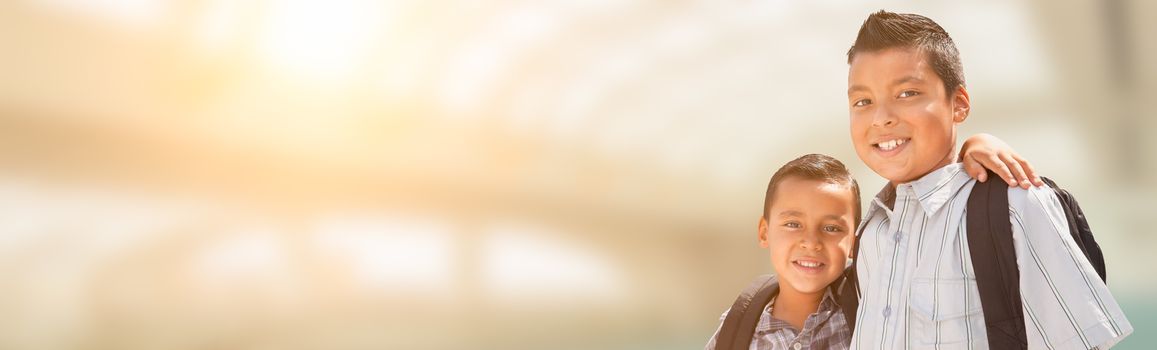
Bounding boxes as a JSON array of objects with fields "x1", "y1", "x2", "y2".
[{"x1": 0, "y1": 0, "x2": 1154, "y2": 349}]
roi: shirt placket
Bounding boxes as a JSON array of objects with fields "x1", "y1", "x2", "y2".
[
  {"x1": 883, "y1": 187, "x2": 916, "y2": 348},
  {"x1": 791, "y1": 306, "x2": 827, "y2": 350}
]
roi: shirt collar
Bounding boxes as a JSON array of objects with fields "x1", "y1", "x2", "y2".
[
  {"x1": 758, "y1": 275, "x2": 841, "y2": 333},
  {"x1": 865, "y1": 163, "x2": 971, "y2": 219}
]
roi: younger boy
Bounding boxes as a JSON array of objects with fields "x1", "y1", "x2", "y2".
[
  {"x1": 705, "y1": 154, "x2": 861, "y2": 350},
  {"x1": 844, "y1": 10, "x2": 1131, "y2": 349}
]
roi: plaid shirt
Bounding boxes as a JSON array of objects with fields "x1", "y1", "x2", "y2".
[{"x1": 705, "y1": 276, "x2": 851, "y2": 350}]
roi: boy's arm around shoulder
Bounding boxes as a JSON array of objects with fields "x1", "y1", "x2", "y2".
[{"x1": 1006, "y1": 185, "x2": 1132, "y2": 349}]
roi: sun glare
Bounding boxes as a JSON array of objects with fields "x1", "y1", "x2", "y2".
[{"x1": 255, "y1": 0, "x2": 390, "y2": 84}]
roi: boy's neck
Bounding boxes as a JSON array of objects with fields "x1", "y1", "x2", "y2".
[{"x1": 771, "y1": 286, "x2": 824, "y2": 330}]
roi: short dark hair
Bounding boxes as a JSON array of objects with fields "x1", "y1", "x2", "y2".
[
  {"x1": 763, "y1": 154, "x2": 862, "y2": 228},
  {"x1": 847, "y1": 10, "x2": 965, "y2": 96}
]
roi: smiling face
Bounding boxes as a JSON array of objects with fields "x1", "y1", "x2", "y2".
[
  {"x1": 759, "y1": 176, "x2": 856, "y2": 296},
  {"x1": 847, "y1": 47, "x2": 970, "y2": 185}
]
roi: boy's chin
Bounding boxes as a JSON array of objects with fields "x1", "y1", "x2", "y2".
[
  {"x1": 787, "y1": 283, "x2": 830, "y2": 295},
  {"x1": 781, "y1": 277, "x2": 834, "y2": 295},
  {"x1": 871, "y1": 166, "x2": 915, "y2": 184}
]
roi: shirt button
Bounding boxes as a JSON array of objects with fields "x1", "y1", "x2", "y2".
[
  {"x1": 793, "y1": 342, "x2": 802, "y2": 350},
  {"x1": 883, "y1": 306, "x2": 892, "y2": 318},
  {"x1": 894, "y1": 232, "x2": 902, "y2": 242}
]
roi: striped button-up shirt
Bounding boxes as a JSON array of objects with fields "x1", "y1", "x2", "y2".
[
  {"x1": 705, "y1": 275, "x2": 851, "y2": 350},
  {"x1": 850, "y1": 163, "x2": 1132, "y2": 349}
]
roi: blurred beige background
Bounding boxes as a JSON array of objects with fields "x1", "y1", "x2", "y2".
[{"x1": 0, "y1": 0, "x2": 1154, "y2": 349}]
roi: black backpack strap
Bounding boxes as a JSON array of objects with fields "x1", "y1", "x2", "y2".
[
  {"x1": 967, "y1": 170, "x2": 1028, "y2": 349},
  {"x1": 1040, "y1": 177, "x2": 1107, "y2": 282},
  {"x1": 836, "y1": 222, "x2": 868, "y2": 333},
  {"x1": 715, "y1": 275, "x2": 778, "y2": 350}
]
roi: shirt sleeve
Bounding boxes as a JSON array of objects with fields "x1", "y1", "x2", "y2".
[{"x1": 1008, "y1": 185, "x2": 1133, "y2": 349}]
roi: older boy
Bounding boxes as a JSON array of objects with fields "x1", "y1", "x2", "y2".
[{"x1": 844, "y1": 10, "x2": 1131, "y2": 349}]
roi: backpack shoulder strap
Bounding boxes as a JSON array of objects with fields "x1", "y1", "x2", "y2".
[
  {"x1": 836, "y1": 221, "x2": 868, "y2": 333},
  {"x1": 715, "y1": 275, "x2": 778, "y2": 350},
  {"x1": 967, "y1": 170, "x2": 1028, "y2": 349}
]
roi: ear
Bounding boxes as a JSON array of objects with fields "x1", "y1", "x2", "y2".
[
  {"x1": 951, "y1": 85, "x2": 971, "y2": 123},
  {"x1": 758, "y1": 216, "x2": 770, "y2": 248}
]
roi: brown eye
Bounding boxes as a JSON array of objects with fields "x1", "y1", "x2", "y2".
[
  {"x1": 784, "y1": 222, "x2": 801, "y2": 229},
  {"x1": 853, "y1": 99, "x2": 872, "y2": 107},
  {"x1": 823, "y1": 225, "x2": 844, "y2": 233},
  {"x1": 898, "y1": 90, "x2": 920, "y2": 98}
]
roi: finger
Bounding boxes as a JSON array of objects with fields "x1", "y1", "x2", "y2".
[
  {"x1": 1013, "y1": 154, "x2": 1044, "y2": 187},
  {"x1": 962, "y1": 154, "x2": 986, "y2": 182},
  {"x1": 981, "y1": 153, "x2": 1015, "y2": 186},
  {"x1": 999, "y1": 152, "x2": 1030, "y2": 189}
]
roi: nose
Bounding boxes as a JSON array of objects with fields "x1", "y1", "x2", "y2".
[
  {"x1": 871, "y1": 103, "x2": 897, "y2": 128},
  {"x1": 799, "y1": 232, "x2": 823, "y2": 251}
]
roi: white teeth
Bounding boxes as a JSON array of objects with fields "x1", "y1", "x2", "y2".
[
  {"x1": 877, "y1": 139, "x2": 906, "y2": 151},
  {"x1": 797, "y1": 261, "x2": 822, "y2": 268}
]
